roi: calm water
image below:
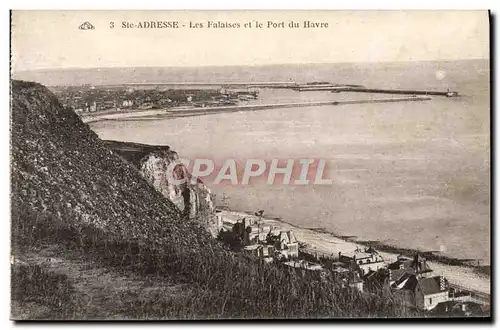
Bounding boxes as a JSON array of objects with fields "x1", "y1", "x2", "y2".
[{"x1": 89, "y1": 60, "x2": 490, "y2": 263}]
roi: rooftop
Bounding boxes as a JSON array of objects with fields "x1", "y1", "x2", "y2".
[
  {"x1": 278, "y1": 230, "x2": 298, "y2": 244},
  {"x1": 388, "y1": 254, "x2": 433, "y2": 274},
  {"x1": 392, "y1": 274, "x2": 447, "y2": 295}
]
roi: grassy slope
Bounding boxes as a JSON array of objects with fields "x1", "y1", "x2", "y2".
[{"x1": 10, "y1": 80, "x2": 408, "y2": 319}]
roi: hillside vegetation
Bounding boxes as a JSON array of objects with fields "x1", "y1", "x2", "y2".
[{"x1": 10, "y1": 80, "x2": 408, "y2": 319}]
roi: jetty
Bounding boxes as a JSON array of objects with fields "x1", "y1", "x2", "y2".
[{"x1": 296, "y1": 85, "x2": 459, "y2": 97}]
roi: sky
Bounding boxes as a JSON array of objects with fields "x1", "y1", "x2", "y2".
[{"x1": 11, "y1": 10, "x2": 489, "y2": 71}]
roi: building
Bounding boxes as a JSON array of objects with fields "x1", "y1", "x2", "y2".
[
  {"x1": 339, "y1": 248, "x2": 385, "y2": 276},
  {"x1": 330, "y1": 261, "x2": 350, "y2": 273},
  {"x1": 388, "y1": 254, "x2": 433, "y2": 278},
  {"x1": 391, "y1": 274, "x2": 449, "y2": 310},
  {"x1": 275, "y1": 230, "x2": 299, "y2": 259},
  {"x1": 90, "y1": 101, "x2": 97, "y2": 112},
  {"x1": 432, "y1": 300, "x2": 488, "y2": 317},
  {"x1": 102, "y1": 100, "x2": 116, "y2": 110},
  {"x1": 331, "y1": 265, "x2": 365, "y2": 292},
  {"x1": 284, "y1": 259, "x2": 323, "y2": 272},
  {"x1": 122, "y1": 100, "x2": 133, "y2": 107},
  {"x1": 214, "y1": 210, "x2": 224, "y2": 232},
  {"x1": 244, "y1": 244, "x2": 275, "y2": 263},
  {"x1": 247, "y1": 221, "x2": 272, "y2": 244},
  {"x1": 223, "y1": 217, "x2": 271, "y2": 246},
  {"x1": 363, "y1": 268, "x2": 393, "y2": 294},
  {"x1": 346, "y1": 272, "x2": 365, "y2": 292}
]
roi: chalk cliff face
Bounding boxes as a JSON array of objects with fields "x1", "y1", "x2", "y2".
[
  {"x1": 139, "y1": 151, "x2": 216, "y2": 222},
  {"x1": 103, "y1": 140, "x2": 217, "y2": 236}
]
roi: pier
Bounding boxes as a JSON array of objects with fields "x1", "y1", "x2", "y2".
[
  {"x1": 297, "y1": 86, "x2": 459, "y2": 97},
  {"x1": 339, "y1": 87, "x2": 459, "y2": 97}
]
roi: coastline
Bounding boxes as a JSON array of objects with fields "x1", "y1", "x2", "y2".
[{"x1": 218, "y1": 208, "x2": 491, "y2": 295}]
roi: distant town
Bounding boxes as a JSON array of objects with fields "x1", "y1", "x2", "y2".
[{"x1": 50, "y1": 85, "x2": 259, "y2": 114}]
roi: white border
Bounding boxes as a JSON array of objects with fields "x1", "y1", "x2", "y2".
[{"x1": 2, "y1": 1, "x2": 497, "y2": 330}]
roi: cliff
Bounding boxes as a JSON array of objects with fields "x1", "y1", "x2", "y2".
[
  {"x1": 103, "y1": 140, "x2": 217, "y2": 236},
  {"x1": 10, "y1": 80, "x2": 216, "y2": 252}
]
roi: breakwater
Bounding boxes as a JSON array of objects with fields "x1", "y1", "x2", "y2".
[
  {"x1": 167, "y1": 96, "x2": 432, "y2": 116},
  {"x1": 341, "y1": 88, "x2": 459, "y2": 97},
  {"x1": 297, "y1": 86, "x2": 459, "y2": 97}
]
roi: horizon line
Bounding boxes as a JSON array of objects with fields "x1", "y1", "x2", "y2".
[{"x1": 12, "y1": 57, "x2": 489, "y2": 73}]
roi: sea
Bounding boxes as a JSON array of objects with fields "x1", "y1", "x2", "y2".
[{"x1": 15, "y1": 59, "x2": 490, "y2": 264}]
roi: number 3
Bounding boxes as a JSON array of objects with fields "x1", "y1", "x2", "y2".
[{"x1": 110, "y1": 22, "x2": 114, "y2": 28}]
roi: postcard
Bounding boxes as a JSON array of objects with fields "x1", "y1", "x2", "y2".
[{"x1": 10, "y1": 10, "x2": 490, "y2": 320}]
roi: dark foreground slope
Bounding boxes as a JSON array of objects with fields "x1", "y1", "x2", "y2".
[
  {"x1": 11, "y1": 80, "x2": 207, "y2": 247},
  {"x1": 10, "y1": 80, "x2": 407, "y2": 319}
]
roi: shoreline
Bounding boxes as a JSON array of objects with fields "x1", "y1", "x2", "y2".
[
  {"x1": 218, "y1": 208, "x2": 491, "y2": 295},
  {"x1": 306, "y1": 227, "x2": 490, "y2": 272}
]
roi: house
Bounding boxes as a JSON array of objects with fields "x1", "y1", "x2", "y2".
[
  {"x1": 331, "y1": 268, "x2": 365, "y2": 292},
  {"x1": 346, "y1": 272, "x2": 364, "y2": 292},
  {"x1": 138, "y1": 102, "x2": 153, "y2": 110},
  {"x1": 364, "y1": 268, "x2": 392, "y2": 294},
  {"x1": 388, "y1": 254, "x2": 433, "y2": 277},
  {"x1": 275, "y1": 230, "x2": 299, "y2": 259},
  {"x1": 330, "y1": 261, "x2": 350, "y2": 273},
  {"x1": 102, "y1": 100, "x2": 116, "y2": 110},
  {"x1": 339, "y1": 248, "x2": 385, "y2": 276},
  {"x1": 246, "y1": 221, "x2": 272, "y2": 244},
  {"x1": 122, "y1": 100, "x2": 133, "y2": 107},
  {"x1": 215, "y1": 210, "x2": 223, "y2": 231},
  {"x1": 391, "y1": 274, "x2": 449, "y2": 310},
  {"x1": 89, "y1": 102, "x2": 97, "y2": 112},
  {"x1": 225, "y1": 218, "x2": 270, "y2": 246},
  {"x1": 244, "y1": 244, "x2": 275, "y2": 263},
  {"x1": 414, "y1": 276, "x2": 450, "y2": 311},
  {"x1": 432, "y1": 300, "x2": 488, "y2": 317},
  {"x1": 284, "y1": 260, "x2": 323, "y2": 273}
]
